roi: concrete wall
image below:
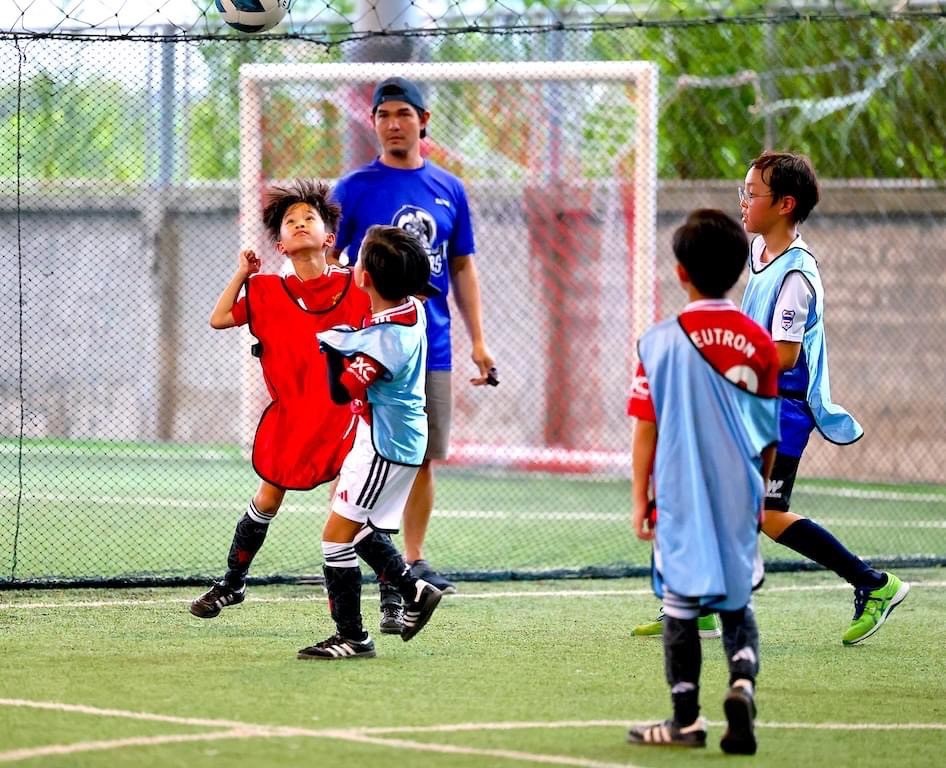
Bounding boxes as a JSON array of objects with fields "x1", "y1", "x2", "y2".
[
  {"x1": 655, "y1": 183, "x2": 946, "y2": 484},
  {"x1": 2, "y1": 181, "x2": 944, "y2": 483}
]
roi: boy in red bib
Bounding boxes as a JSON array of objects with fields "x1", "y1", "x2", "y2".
[{"x1": 190, "y1": 179, "x2": 371, "y2": 619}]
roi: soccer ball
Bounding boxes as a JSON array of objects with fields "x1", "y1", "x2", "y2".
[{"x1": 215, "y1": 0, "x2": 290, "y2": 33}]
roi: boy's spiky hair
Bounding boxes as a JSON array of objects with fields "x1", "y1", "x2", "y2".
[
  {"x1": 751, "y1": 151, "x2": 820, "y2": 224},
  {"x1": 261, "y1": 179, "x2": 341, "y2": 243}
]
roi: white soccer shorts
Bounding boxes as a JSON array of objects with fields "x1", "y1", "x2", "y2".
[{"x1": 332, "y1": 419, "x2": 419, "y2": 533}]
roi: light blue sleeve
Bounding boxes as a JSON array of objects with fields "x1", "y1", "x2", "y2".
[{"x1": 317, "y1": 325, "x2": 410, "y2": 382}]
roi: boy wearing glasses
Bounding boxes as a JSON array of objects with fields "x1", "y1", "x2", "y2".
[
  {"x1": 634, "y1": 152, "x2": 908, "y2": 647},
  {"x1": 739, "y1": 151, "x2": 907, "y2": 645}
]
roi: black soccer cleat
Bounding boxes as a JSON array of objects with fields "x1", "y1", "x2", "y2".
[
  {"x1": 379, "y1": 581, "x2": 405, "y2": 634},
  {"x1": 189, "y1": 580, "x2": 245, "y2": 619},
  {"x1": 627, "y1": 717, "x2": 708, "y2": 748},
  {"x1": 409, "y1": 559, "x2": 456, "y2": 594},
  {"x1": 379, "y1": 601, "x2": 405, "y2": 634},
  {"x1": 720, "y1": 684, "x2": 757, "y2": 755},
  {"x1": 401, "y1": 579, "x2": 443, "y2": 642},
  {"x1": 297, "y1": 633, "x2": 376, "y2": 660}
]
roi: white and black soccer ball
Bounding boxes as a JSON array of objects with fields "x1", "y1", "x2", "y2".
[{"x1": 215, "y1": 0, "x2": 290, "y2": 33}]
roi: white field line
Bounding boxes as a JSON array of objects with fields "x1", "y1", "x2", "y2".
[
  {"x1": 360, "y1": 720, "x2": 634, "y2": 734},
  {"x1": 0, "y1": 444, "x2": 234, "y2": 462},
  {"x1": 329, "y1": 732, "x2": 637, "y2": 768},
  {"x1": 796, "y1": 486, "x2": 946, "y2": 504},
  {"x1": 1, "y1": 491, "x2": 944, "y2": 528},
  {"x1": 0, "y1": 492, "x2": 234, "y2": 512},
  {"x1": 2, "y1": 581, "x2": 945, "y2": 611},
  {"x1": 359, "y1": 718, "x2": 946, "y2": 734},
  {"x1": 750, "y1": 721, "x2": 946, "y2": 731},
  {"x1": 0, "y1": 699, "x2": 256, "y2": 728},
  {"x1": 814, "y1": 519, "x2": 946, "y2": 529},
  {"x1": 0, "y1": 698, "x2": 329, "y2": 739},
  {"x1": 0, "y1": 730, "x2": 254, "y2": 764},
  {"x1": 3, "y1": 479, "x2": 945, "y2": 518},
  {"x1": 3, "y1": 699, "x2": 945, "y2": 736},
  {"x1": 2, "y1": 441, "x2": 944, "y2": 505},
  {"x1": 435, "y1": 512, "x2": 946, "y2": 529},
  {"x1": 2, "y1": 699, "x2": 943, "y2": 768},
  {"x1": 0, "y1": 699, "x2": 640, "y2": 768},
  {"x1": 2, "y1": 441, "x2": 942, "y2": 503}
]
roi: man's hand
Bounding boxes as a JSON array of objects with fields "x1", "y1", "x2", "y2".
[{"x1": 468, "y1": 341, "x2": 497, "y2": 386}]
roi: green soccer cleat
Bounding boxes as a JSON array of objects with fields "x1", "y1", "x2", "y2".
[
  {"x1": 631, "y1": 608, "x2": 721, "y2": 639},
  {"x1": 697, "y1": 614, "x2": 723, "y2": 639},
  {"x1": 842, "y1": 572, "x2": 910, "y2": 646},
  {"x1": 630, "y1": 618, "x2": 664, "y2": 636}
]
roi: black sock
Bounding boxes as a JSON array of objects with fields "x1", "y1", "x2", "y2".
[
  {"x1": 353, "y1": 529, "x2": 415, "y2": 600},
  {"x1": 719, "y1": 606, "x2": 759, "y2": 687},
  {"x1": 224, "y1": 502, "x2": 273, "y2": 587},
  {"x1": 322, "y1": 564, "x2": 365, "y2": 640},
  {"x1": 379, "y1": 580, "x2": 403, "y2": 607},
  {"x1": 776, "y1": 518, "x2": 885, "y2": 590},
  {"x1": 663, "y1": 616, "x2": 701, "y2": 726}
]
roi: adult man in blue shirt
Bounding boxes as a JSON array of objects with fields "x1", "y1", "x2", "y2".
[{"x1": 331, "y1": 77, "x2": 495, "y2": 632}]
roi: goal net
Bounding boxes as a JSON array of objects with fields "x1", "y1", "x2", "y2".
[{"x1": 239, "y1": 61, "x2": 658, "y2": 476}]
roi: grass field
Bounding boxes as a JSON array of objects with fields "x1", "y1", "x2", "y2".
[
  {"x1": 1, "y1": 569, "x2": 944, "y2": 767},
  {"x1": 3, "y1": 440, "x2": 946, "y2": 584}
]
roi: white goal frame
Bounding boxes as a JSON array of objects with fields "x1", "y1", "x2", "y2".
[{"x1": 238, "y1": 61, "x2": 658, "y2": 473}]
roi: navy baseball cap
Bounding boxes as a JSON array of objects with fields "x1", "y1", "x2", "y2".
[{"x1": 371, "y1": 77, "x2": 428, "y2": 138}]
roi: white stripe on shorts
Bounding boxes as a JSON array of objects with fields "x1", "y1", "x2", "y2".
[
  {"x1": 356, "y1": 454, "x2": 390, "y2": 510},
  {"x1": 334, "y1": 420, "x2": 420, "y2": 533}
]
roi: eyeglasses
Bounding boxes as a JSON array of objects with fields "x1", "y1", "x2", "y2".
[{"x1": 738, "y1": 186, "x2": 774, "y2": 204}]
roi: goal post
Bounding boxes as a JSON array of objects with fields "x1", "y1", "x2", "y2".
[{"x1": 238, "y1": 60, "x2": 658, "y2": 474}]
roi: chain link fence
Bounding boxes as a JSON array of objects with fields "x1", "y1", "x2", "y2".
[{"x1": 2, "y1": 2, "x2": 945, "y2": 585}]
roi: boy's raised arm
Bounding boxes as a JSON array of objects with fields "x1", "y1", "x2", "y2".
[{"x1": 210, "y1": 249, "x2": 260, "y2": 329}]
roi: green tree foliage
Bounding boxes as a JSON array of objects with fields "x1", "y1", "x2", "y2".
[
  {"x1": 1, "y1": 71, "x2": 146, "y2": 181},
  {"x1": 189, "y1": 0, "x2": 351, "y2": 180},
  {"x1": 186, "y1": 40, "x2": 263, "y2": 180},
  {"x1": 3, "y1": 11, "x2": 944, "y2": 182},
  {"x1": 589, "y1": 17, "x2": 946, "y2": 179}
]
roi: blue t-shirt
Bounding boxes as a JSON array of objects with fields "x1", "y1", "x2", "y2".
[{"x1": 332, "y1": 158, "x2": 476, "y2": 371}]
